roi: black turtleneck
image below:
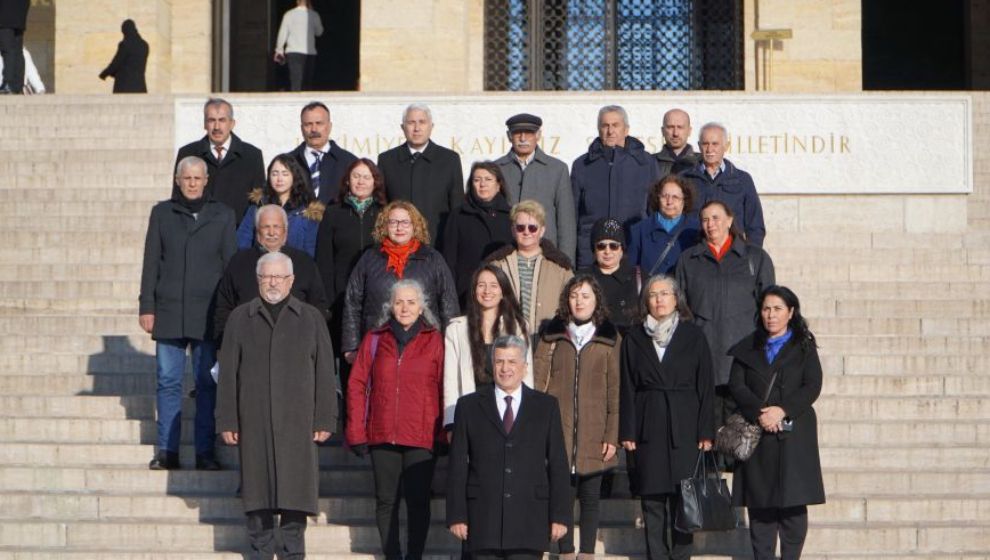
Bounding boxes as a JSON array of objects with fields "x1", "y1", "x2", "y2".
[{"x1": 262, "y1": 296, "x2": 289, "y2": 323}]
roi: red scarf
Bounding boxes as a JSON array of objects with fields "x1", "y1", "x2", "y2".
[
  {"x1": 707, "y1": 234, "x2": 733, "y2": 262},
  {"x1": 381, "y1": 237, "x2": 421, "y2": 279}
]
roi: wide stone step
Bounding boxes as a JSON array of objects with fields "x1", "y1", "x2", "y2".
[
  {"x1": 0, "y1": 262, "x2": 142, "y2": 279},
  {"x1": 787, "y1": 280, "x2": 990, "y2": 300},
  {"x1": 1, "y1": 174, "x2": 170, "y2": 190},
  {"x1": 0, "y1": 299, "x2": 136, "y2": 315},
  {"x1": 840, "y1": 354, "x2": 990, "y2": 376},
  {"x1": 777, "y1": 263, "x2": 990, "y2": 283},
  {"x1": 0, "y1": 281, "x2": 139, "y2": 300},
  {"x1": 0, "y1": 374, "x2": 155, "y2": 396},
  {"x1": 815, "y1": 334, "x2": 990, "y2": 355},
  {"x1": 0, "y1": 334, "x2": 152, "y2": 354},
  {"x1": 769, "y1": 247, "x2": 972, "y2": 265},
  {"x1": 0, "y1": 246, "x2": 143, "y2": 263}
]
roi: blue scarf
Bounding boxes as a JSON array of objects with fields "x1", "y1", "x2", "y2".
[
  {"x1": 655, "y1": 213, "x2": 682, "y2": 234},
  {"x1": 765, "y1": 329, "x2": 792, "y2": 364}
]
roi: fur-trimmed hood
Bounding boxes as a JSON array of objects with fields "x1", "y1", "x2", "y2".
[
  {"x1": 485, "y1": 238, "x2": 573, "y2": 271},
  {"x1": 247, "y1": 188, "x2": 325, "y2": 222},
  {"x1": 540, "y1": 315, "x2": 619, "y2": 346}
]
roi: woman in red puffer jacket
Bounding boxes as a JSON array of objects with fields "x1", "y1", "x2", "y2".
[{"x1": 346, "y1": 278, "x2": 443, "y2": 560}]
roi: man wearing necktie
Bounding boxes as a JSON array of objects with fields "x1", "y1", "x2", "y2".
[
  {"x1": 447, "y1": 335, "x2": 571, "y2": 560},
  {"x1": 174, "y1": 98, "x2": 265, "y2": 225},
  {"x1": 289, "y1": 101, "x2": 357, "y2": 205}
]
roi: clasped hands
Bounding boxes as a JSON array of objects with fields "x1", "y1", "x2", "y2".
[
  {"x1": 221, "y1": 431, "x2": 332, "y2": 445},
  {"x1": 758, "y1": 405, "x2": 787, "y2": 433},
  {"x1": 449, "y1": 522, "x2": 568, "y2": 542}
]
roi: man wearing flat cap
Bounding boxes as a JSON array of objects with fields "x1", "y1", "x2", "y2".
[{"x1": 495, "y1": 113, "x2": 576, "y2": 262}]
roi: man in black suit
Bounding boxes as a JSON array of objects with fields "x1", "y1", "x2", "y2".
[
  {"x1": 447, "y1": 335, "x2": 571, "y2": 560},
  {"x1": 377, "y1": 103, "x2": 464, "y2": 247},
  {"x1": 290, "y1": 101, "x2": 357, "y2": 205},
  {"x1": 174, "y1": 98, "x2": 265, "y2": 224},
  {"x1": 0, "y1": 0, "x2": 28, "y2": 94}
]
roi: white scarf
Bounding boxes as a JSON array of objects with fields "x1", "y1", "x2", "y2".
[
  {"x1": 567, "y1": 321, "x2": 596, "y2": 352},
  {"x1": 644, "y1": 312, "x2": 678, "y2": 348}
]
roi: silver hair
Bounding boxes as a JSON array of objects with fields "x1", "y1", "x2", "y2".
[
  {"x1": 402, "y1": 103, "x2": 433, "y2": 123},
  {"x1": 598, "y1": 105, "x2": 629, "y2": 127},
  {"x1": 254, "y1": 204, "x2": 289, "y2": 232},
  {"x1": 203, "y1": 97, "x2": 234, "y2": 119},
  {"x1": 175, "y1": 155, "x2": 208, "y2": 179},
  {"x1": 699, "y1": 121, "x2": 729, "y2": 142},
  {"x1": 256, "y1": 251, "x2": 294, "y2": 276},
  {"x1": 491, "y1": 335, "x2": 529, "y2": 364},
  {"x1": 377, "y1": 279, "x2": 438, "y2": 328}
]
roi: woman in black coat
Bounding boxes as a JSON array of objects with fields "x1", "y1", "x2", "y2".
[
  {"x1": 315, "y1": 158, "x2": 385, "y2": 348},
  {"x1": 341, "y1": 200, "x2": 460, "y2": 363},
  {"x1": 582, "y1": 217, "x2": 639, "y2": 334},
  {"x1": 619, "y1": 274, "x2": 714, "y2": 560},
  {"x1": 98, "y1": 19, "x2": 149, "y2": 93},
  {"x1": 675, "y1": 199, "x2": 774, "y2": 428},
  {"x1": 442, "y1": 161, "x2": 513, "y2": 307},
  {"x1": 728, "y1": 285, "x2": 824, "y2": 560}
]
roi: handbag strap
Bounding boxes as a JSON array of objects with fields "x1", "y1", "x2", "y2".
[
  {"x1": 647, "y1": 228, "x2": 682, "y2": 277},
  {"x1": 760, "y1": 371, "x2": 779, "y2": 405}
]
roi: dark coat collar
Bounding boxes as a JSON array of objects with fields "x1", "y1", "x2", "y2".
[
  {"x1": 584, "y1": 136, "x2": 651, "y2": 165},
  {"x1": 247, "y1": 295, "x2": 305, "y2": 325},
  {"x1": 294, "y1": 139, "x2": 345, "y2": 161},
  {"x1": 485, "y1": 238, "x2": 573, "y2": 270},
  {"x1": 462, "y1": 192, "x2": 511, "y2": 216},
  {"x1": 683, "y1": 157, "x2": 740, "y2": 181},
  {"x1": 586, "y1": 259, "x2": 636, "y2": 283},
  {"x1": 196, "y1": 132, "x2": 247, "y2": 158},
  {"x1": 541, "y1": 316, "x2": 619, "y2": 346},
  {"x1": 475, "y1": 383, "x2": 538, "y2": 435},
  {"x1": 654, "y1": 144, "x2": 697, "y2": 164},
  {"x1": 395, "y1": 140, "x2": 443, "y2": 163}
]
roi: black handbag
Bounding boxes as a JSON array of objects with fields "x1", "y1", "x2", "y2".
[
  {"x1": 714, "y1": 372, "x2": 778, "y2": 461},
  {"x1": 675, "y1": 451, "x2": 736, "y2": 533}
]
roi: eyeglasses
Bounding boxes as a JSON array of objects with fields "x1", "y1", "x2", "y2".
[
  {"x1": 257, "y1": 274, "x2": 293, "y2": 283},
  {"x1": 387, "y1": 219, "x2": 412, "y2": 228},
  {"x1": 596, "y1": 241, "x2": 621, "y2": 251},
  {"x1": 514, "y1": 224, "x2": 539, "y2": 234}
]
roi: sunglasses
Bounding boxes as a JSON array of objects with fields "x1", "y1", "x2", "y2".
[
  {"x1": 596, "y1": 241, "x2": 622, "y2": 251},
  {"x1": 514, "y1": 224, "x2": 539, "y2": 234}
]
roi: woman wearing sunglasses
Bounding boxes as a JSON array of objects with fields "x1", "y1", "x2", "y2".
[
  {"x1": 582, "y1": 217, "x2": 640, "y2": 335},
  {"x1": 485, "y1": 200, "x2": 573, "y2": 336}
]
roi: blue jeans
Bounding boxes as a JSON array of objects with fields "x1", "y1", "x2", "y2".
[{"x1": 155, "y1": 338, "x2": 217, "y2": 455}]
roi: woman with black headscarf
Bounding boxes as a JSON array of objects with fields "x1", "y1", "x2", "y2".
[{"x1": 99, "y1": 19, "x2": 149, "y2": 93}]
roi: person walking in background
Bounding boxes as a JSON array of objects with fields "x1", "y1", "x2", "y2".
[
  {"x1": 273, "y1": 0, "x2": 323, "y2": 91},
  {"x1": 99, "y1": 19, "x2": 148, "y2": 93},
  {"x1": 0, "y1": 0, "x2": 28, "y2": 94}
]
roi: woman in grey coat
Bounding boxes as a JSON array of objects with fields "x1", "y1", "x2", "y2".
[{"x1": 675, "y1": 199, "x2": 774, "y2": 428}]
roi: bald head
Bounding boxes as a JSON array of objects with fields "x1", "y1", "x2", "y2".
[{"x1": 662, "y1": 109, "x2": 692, "y2": 154}]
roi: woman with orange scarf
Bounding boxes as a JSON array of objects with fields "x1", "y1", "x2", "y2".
[{"x1": 341, "y1": 200, "x2": 460, "y2": 364}]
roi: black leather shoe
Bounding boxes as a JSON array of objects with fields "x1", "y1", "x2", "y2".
[
  {"x1": 196, "y1": 454, "x2": 222, "y2": 471},
  {"x1": 149, "y1": 451, "x2": 180, "y2": 470}
]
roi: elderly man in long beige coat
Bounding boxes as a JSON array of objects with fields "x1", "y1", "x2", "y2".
[{"x1": 217, "y1": 251, "x2": 337, "y2": 560}]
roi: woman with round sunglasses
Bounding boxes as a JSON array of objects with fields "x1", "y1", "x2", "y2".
[
  {"x1": 583, "y1": 217, "x2": 639, "y2": 335},
  {"x1": 485, "y1": 200, "x2": 573, "y2": 336}
]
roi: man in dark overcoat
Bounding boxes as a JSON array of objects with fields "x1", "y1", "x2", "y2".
[
  {"x1": 571, "y1": 105, "x2": 661, "y2": 269},
  {"x1": 0, "y1": 0, "x2": 28, "y2": 94},
  {"x1": 174, "y1": 98, "x2": 265, "y2": 224},
  {"x1": 213, "y1": 204, "x2": 328, "y2": 344},
  {"x1": 139, "y1": 156, "x2": 237, "y2": 471},
  {"x1": 217, "y1": 251, "x2": 338, "y2": 560},
  {"x1": 290, "y1": 101, "x2": 357, "y2": 205},
  {"x1": 377, "y1": 103, "x2": 464, "y2": 246},
  {"x1": 447, "y1": 335, "x2": 571, "y2": 560}
]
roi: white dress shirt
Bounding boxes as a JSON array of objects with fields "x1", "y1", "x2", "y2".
[{"x1": 495, "y1": 385, "x2": 522, "y2": 419}]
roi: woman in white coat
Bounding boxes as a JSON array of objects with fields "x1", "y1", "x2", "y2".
[{"x1": 443, "y1": 264, "x2": 532, "y2": 437}]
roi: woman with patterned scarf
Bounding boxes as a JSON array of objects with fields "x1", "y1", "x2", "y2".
[
  {"x1": 341, "y1": 200, "x2": 460, "y2": 366},
  {"x1": 619, "y1": 274, "x2": 715, "y2": 560}
]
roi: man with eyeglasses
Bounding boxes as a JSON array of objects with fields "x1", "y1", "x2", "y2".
[
  {"x1": 214, "y1": 204, "x2": 329, "y2": 346},
  {"x1": 217, "y1": 251, "x2": 337, "y2": 560},
  {"x1": 139, "y1": 156, "x2": 237, "y2": 471}
]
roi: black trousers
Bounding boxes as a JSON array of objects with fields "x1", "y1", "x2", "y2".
[
  {"x1": 285, "y1": 52, "x2": 316, "y2": 91},
  {"x1": 245, "y1": 509, "x2": 308, "y2": 560},
  {"x1": 748, "y1": 505, "x2": 809, "y2": 560},
  {"x1": 473, "y1": 551, "x2": 542, "y2": 560},
  {"x1": 0, "y1": 27, "x2": 25, "y2": 93},
  {"x1": 370, "y1": 444, "x2": 436, "y2": 560},
  {"x1": 641, "y1": 494, "x2": 693, "y2": 560},
  {"x1": 558, "y1": 472, "x2": 602, "y2": 553}
]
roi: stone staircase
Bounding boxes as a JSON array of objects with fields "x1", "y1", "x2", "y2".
[{"x1": 0, "y1": 93, "x2": 988, "y2": 559}]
